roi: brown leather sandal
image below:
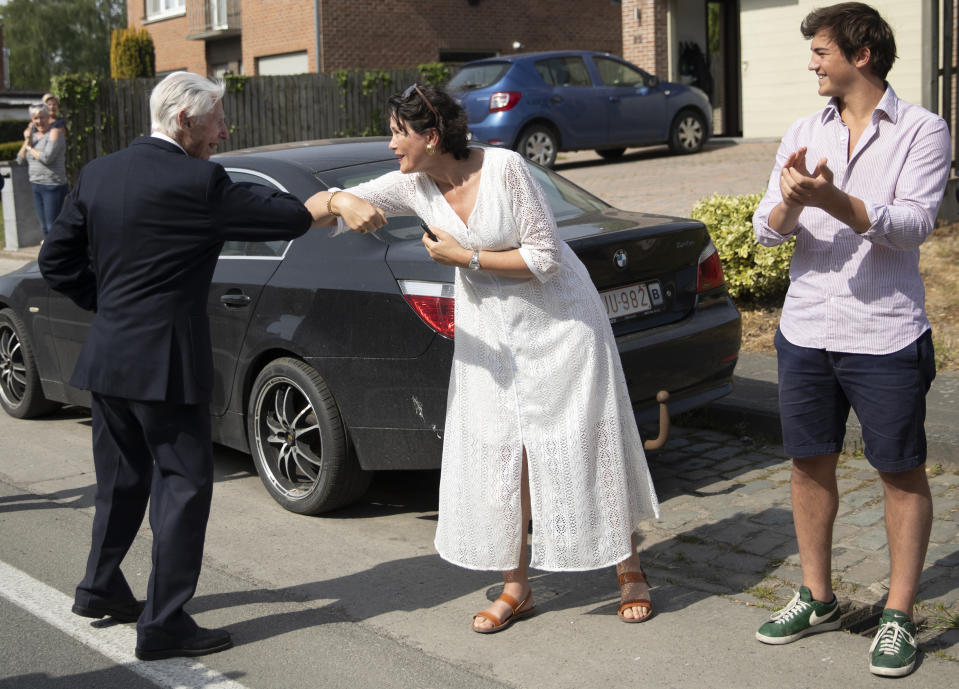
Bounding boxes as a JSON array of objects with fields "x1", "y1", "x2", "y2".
[
  {"x1": 472, "y1": 591, "x2": 535, "y2": 634},
  {"x1": 617, "y1": 568, "x2": 653, "y2": 623}
]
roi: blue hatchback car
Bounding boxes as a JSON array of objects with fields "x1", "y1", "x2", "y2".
[{"x1": 447, "y1": 50, "x2": 712, "y2": 167}]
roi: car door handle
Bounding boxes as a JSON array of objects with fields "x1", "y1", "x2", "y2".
[
  {"x1": 551, "y1": 95, "x2": 563, "y2": 103},
  {"x1": 220, "y1": 291, "x2": 252, "y2": 308}
]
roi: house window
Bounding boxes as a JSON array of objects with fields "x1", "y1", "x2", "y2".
[{"x1": 146, "y1": 0, "x2": 185, "y2": 21}]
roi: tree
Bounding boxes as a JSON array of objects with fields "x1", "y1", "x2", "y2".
[
  {"x1": 0, "y1": 0, "x2": 126, "y2": 89},
  {"x1": 110, "y1": 27, "x2": 155, "y2": 79}
]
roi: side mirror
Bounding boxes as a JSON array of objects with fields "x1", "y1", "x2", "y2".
[{"x1": 646, "y1": 75, "x2": 660, "y2": 88}]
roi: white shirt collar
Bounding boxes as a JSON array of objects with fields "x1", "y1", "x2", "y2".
[{"x1": 151, "y1": 131, "x2": 187, "y2": 155}]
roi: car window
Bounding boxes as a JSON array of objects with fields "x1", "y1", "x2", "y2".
[
  {"x1": 534, "y1": 57, "x2": 592, "y2": 87},
  {"x1": 447, "y1": 62, "x2": 511, "y2": 90},
  {"x1": 594, "y1": 57, "x2": 650, "y2": 88},
  {"x1": 220, "y1": 170, "x2": 291, "y2": 258},
  {"x1": 316, "y1": 155, "x2": 607, "y2": 243}
]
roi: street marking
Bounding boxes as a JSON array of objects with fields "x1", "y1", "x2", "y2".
[{"x1": 0, "y1": 561, "x2": 250, "y2": 689}]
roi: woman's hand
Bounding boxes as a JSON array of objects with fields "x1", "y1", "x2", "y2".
[
  {"x1": 304, "y1": 190, "x2": 386, "y2": 232},
  {"x1": 421, "y1": 225, "x2": 471, "y2": 267}
]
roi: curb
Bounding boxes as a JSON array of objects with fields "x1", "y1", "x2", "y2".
[{"x1": 689, "y1": 370, "x2": 959, "y2": 470}]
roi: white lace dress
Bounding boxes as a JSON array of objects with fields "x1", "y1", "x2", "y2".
[{"x1": 344, "y1": 147, "x2": 660, "y2": 571}]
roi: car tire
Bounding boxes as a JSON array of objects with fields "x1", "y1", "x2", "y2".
[
  {"x1": 596, "y1": 148, "x2": 626, "y2": 161},
  {"x1": 516, "y1": 124, "x2": 559, "y2": 168},
  {"x1": 0, "y1": 308, "x2": 60, "y2": 419},
  {"x1": 668, "y1": 109, "x2": 707, "y2": 154},
  {"x1": 247, "y1": 357, "x2": 370, "y2": 515}
]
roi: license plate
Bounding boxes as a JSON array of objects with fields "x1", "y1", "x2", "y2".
[{"x1": 600, "y1": 280, "x2": 664, "y2": 321}]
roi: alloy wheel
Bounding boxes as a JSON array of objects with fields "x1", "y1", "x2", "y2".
[
  {"x1": 252, "y1": 376, "x2": 323, "y2": 501},
  {"x1": 0, "y1": 323, "x2": 26, "y2": 408}
]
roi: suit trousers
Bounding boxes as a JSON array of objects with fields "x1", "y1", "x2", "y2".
[{"x1": 76, "y1": 393, "x2": 213, "y2": 643}]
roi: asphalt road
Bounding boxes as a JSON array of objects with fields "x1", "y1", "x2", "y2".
[{"x1": 2, "y1": 403, "x2": 957, "y2": 689}]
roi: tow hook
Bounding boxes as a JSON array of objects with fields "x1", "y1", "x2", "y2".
[{"x1": 642, "y1": 390, "x2": 671, "y2": 451}]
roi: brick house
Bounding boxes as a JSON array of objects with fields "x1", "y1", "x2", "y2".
[
  {"x1": 128, "y1": 0, "x2": 623, "y2": 77},
  {"x1": 133, "y1": 1, "x2": 954, "y2": 142}
]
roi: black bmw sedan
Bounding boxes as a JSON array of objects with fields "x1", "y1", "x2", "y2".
[{"x1": 0, "y1": 138, "x2": 741, "y2": 515}]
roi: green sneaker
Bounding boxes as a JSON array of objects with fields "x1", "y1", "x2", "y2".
[
  {"x1": 869, "y1": 608, "x2": 917, "y2": 677},
  {"x1": 756, "y1": 585, "x2": 841, "y2": 644}
]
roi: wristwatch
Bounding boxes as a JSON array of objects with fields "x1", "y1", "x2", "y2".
[{"x1": 467, "y1": 250, "x2": 481, "y2": 271}]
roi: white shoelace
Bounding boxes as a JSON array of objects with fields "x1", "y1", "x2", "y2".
[
  {"x1": 770, "y1": 591, "x2": 808, "y2": 623},
  {"x1": 870, "y1": 620, "x2": 915, "y2": 656}
]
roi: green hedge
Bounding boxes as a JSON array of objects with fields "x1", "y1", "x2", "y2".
[
  {"x1": 690, "y1": 192, "x2": 794, "y2": 303},
  {"x1": 0, "y1": 141, "x2": 23, "y2": 161}
]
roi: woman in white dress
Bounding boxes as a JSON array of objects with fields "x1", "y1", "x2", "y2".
[{"x1": 324, "y1": 84, "x2": 661, "y2": 632}]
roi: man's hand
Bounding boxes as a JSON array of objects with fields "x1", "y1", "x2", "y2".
[{"x1": 780, "y1": 147, "x2": 837, "y2": 209}]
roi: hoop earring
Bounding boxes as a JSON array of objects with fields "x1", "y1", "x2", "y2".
[{"x1": 425, "y1": 142, "x2": 436, "y2": 155}]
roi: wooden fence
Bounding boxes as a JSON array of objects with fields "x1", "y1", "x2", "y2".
[{"x1": 67, "y1": 68, "x2": 426, "y2": 176}]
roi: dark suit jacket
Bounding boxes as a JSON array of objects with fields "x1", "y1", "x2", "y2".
[{"x1": 38, "y1": 136, "x2": 313, "y2": 404}]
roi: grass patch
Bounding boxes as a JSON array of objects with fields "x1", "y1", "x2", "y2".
[{"x1": 747, "y1": 584, "x2": 780, "y2": 602}]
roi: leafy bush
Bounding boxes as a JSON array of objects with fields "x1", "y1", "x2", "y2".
[
  {"x1": 110, "y1": 28, "x2": 155, "y2": 79},
  {"x1": 690, "y1": 192, "x2": 794, "y2": 303},
  {"x1": 0, "y1": 141, "x2": 24, "y2": 161}
]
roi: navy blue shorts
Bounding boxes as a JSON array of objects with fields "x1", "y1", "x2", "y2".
[{"x1": 774, "y1": 328, "x2": 936, "y2": 472}]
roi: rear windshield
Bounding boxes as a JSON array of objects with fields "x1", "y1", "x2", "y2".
[
  {"x1": 314, "y1": 154, "x2": 607, "y2": 243},
  {"x1": 447, "y1": 62, "x2": 511, "y2": 91}
]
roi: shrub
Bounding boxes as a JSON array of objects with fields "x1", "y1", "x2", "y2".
[
  {"x1": 0, "y1": 141, "x2": 23, "y2": 161},
  {"x1": 690, "y1": 192, "x2": 794, "y2": 303},
  {"x1": 110, "y1": 28, "x2": 155, "y2": 79}
]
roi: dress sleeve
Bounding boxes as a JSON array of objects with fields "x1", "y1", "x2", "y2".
[
  {"x1": 331, "y1": 170, "x2": 420, "y2": 236},
  {"x1": 502, "y1": 152, "x2": 562, "y2": 282}
]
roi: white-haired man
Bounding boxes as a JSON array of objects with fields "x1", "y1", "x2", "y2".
[{"x1": 37, "y1": 72, "x2": 379, "y2": 660}]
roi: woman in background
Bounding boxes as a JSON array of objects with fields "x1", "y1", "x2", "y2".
[{"x1": 17, "y1": 102, "x2": 68, "y2": 237}]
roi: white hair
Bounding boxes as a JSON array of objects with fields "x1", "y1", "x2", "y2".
[
  {"x1": 150, "y1": 71, "x2": 225, "y2": 136},
  {"x1": 29, "y1": 102, "x2": 51, "y2": 118}
]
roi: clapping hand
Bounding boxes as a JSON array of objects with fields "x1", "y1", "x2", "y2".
[{"x1": 780, "y1": 146, "x2": 835, "y2": 209}]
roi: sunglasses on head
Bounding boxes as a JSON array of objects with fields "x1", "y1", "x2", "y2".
[{"x1": 401, "y1": 83, "x2": 441, "y2": 127}]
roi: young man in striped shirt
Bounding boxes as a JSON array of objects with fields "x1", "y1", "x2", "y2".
[{"x1": 751, "y1": 2, "x2": 950, "y2": 678}]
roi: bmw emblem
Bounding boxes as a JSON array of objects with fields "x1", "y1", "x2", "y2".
[{"x1": 613, "y1": 249, "x2": 628, "y2": 269}]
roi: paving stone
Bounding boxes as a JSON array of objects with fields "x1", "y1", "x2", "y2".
[
  {"x1": 682, "y1": 443, "x2": 722, "y2": 455},
  {"x1": 764, "y1": 561, "x2": 802, "y2": 585},
  {"x1": 675, "y1": 457, "x2": 717, "y2": 470},
  {"x1": 839, "y1": 487, "x2": 882, "y2": 508},
  {"x1": 831, "y1": 546, "x2": 869, "y2": 570},
  {"x1": 932, "y1": 496, "x2": 959, "y2": 517},
  {"x1": 735, "y1": 479, "x2": 778, "y2": 496},
  {"x1": 929, "y1": 520, "x2": 959, "y2": 544},
  {"x1": 838, "y1": 507, "x2": 884, "y2": 527},
  {"x1": 833, "y1": 523, "x2": 861, "y2": 541},
  {"x1": 652, "y1": 509, "x2": 703, "y2": 530},
  {"x1": 714, "y1": 550, "x2": 769, "y2": 574},
  {"x1": 925, "y1": 543, "x2": 959, "y2": 566},
  {"x1": 703, "y1": 446, "x2": 744, "y2": 461},
  {"x1": 749, "y1": 508, "x2": 795, "y2": 527},
  {"x1": 738, "y1": 531, "x2": 793, "y2": 557},
  {"x1": 842, "y1": 559, "x2": 891, "y2": 588},
  {"x1": 680, "y1": 468, "x2": 723, "y2": 482},
  {"x1": 706, "y1": 507, "x2": 751, "y2": 524},
  {"x1": 844, "y1": 525, "x2": 889, "y2": 551}
]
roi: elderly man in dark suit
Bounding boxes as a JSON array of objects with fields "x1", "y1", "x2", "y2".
[{"x1": 37, "y1": 71, "x2": 385, "y2": 661}]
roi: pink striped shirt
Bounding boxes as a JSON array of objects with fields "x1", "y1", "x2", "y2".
[{"x1": 754, "y1": 85, "x2": 951, "y2": 354}]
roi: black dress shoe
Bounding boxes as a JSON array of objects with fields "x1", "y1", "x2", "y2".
[
  {"x1": 135, "y1": 627, "x2": 233, "y2": 661},
  {"x1": 72, "y1": 600, "x2": 145, "y2": 623}
]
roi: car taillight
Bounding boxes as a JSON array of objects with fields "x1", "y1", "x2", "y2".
[
  {"x1": 489, "y1": 91, "x2": 522, "y2": 112},
  {"x1": 398, "y1": 280, "x2": 455, "y2": 339},
  {"x1": 697, "y1": 242, "x2": 726, "y2": 293}
]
